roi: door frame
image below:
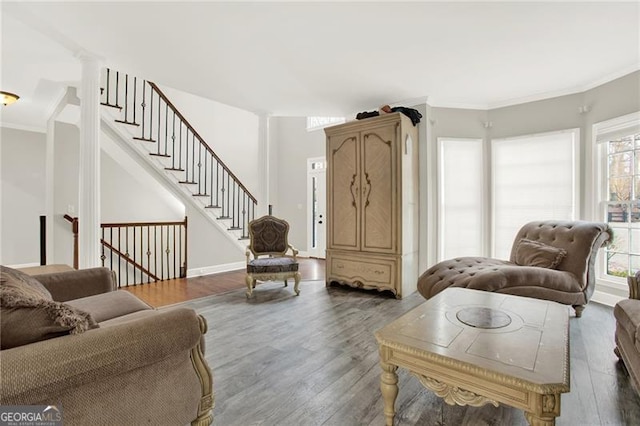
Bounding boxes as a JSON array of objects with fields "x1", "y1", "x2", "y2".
[{"x1": 307, "y1": 156, "x2": 327, "y2": 258}]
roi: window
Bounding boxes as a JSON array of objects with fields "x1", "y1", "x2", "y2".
[
  {"x1": 492, "y1": 130, "x2": 579, "y2": 259},
  {"x1": 306, "y1": 117, "x2": 345, "y2": 132},
  {"x1": 596, "y1": 112, "x2": 640, "y2": 280},
  {"x1": 437, "y1": 129, "x2": 579, "y2": 262},
  {"x1": 438, "y1": 138, "x2": 484, "y2": 260}
]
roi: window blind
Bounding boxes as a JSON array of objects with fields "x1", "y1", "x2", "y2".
[
  {"x1": 492, "y1": 130, "x2": 578, "y2": 259},
  {"x1": 439, "y1": 138, "x2": 484, "y2": 260}
]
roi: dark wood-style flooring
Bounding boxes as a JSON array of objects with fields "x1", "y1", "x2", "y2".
[
  {"x1": 175, "y1": 276, "x2": 640, "y2": 425},
  {"x1": 125, "y1": 258, "x2": 325, "y2": 307}
]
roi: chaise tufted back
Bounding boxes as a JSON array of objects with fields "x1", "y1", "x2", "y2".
[{"x1": 509, "y1": 220, "x2": 612, "y2": 297}]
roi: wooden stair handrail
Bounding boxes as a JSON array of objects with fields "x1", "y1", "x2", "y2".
[
  {"x1": 63, "y1": 216, "x2": 188, "y2": 284},
  {"x1": 147, "y1": 81, "x2": 257, "y2": 204},
  {"x1": 100, "y1": 238, "x2": 160, "y2": 281}
]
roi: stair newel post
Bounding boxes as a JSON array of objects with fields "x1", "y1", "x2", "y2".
[{"x1": 184, "y1": 130, "x2": 190, "y2": 182}]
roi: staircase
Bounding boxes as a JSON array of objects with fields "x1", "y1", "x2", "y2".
[{"x1": 99, "y1": 68, "x2": 257, "y2": 250}]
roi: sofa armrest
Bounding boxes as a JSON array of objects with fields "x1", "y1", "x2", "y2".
[
  {"x1": 0, "y1": 308, "x2": 204, "y2": 405},
  {"x1": 34, "y1": 267, "x2": 116, "y2": 301}
]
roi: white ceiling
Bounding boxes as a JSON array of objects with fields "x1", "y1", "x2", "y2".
[{"x1": 1, "y1": 1, "x2": 639, "y2": 129}]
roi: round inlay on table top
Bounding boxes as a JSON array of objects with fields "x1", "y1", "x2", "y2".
[{"x1": 456, "y1": 307, "x2": 512, "y2": 329}]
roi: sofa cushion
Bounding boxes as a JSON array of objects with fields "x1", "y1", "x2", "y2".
[
  {"x1": 1, "y1": 268, "x2": 98, "y2": 349},
  {"x1": 66, "y1": 290, "x2": 152, "y2": 323},
  {"x1": 514, "y1": 238, "x2": 567, "y2": 269},
  {"x1": 615, "y1": 299, "x2": 640, "y2": 352},
  {"x1": 0, "y1": 265, "x2": 52, "y2": 300}
]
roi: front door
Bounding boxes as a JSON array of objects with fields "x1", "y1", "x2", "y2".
[{"x1": 308, "y1": 157, "x2": 327, "y2": 258}]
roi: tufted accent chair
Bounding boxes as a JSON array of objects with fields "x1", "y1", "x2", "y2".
[
  {"x1": 245, "y1": 215, "x2": 301, "y2": 298},
  {"x1": 417, "y1": 220, "x2": 612, "y2": 317}
]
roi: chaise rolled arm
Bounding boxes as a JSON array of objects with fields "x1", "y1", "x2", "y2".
[
  {"x1": 418, "y1": 221, "x2": 612, "y2": 317},
  {"x1": 34, "y1": 267, "x2": 117, "y2": 302},
  {"x1": 0, "y1": 308, "x2": 203, "y2": 404}
]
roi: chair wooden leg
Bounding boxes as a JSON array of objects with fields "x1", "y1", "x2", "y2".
[
  {"x1": 294, "y1": 272, "x2": 301, "y2": 296},
  {"x1": 573, "y1": 305, "x2": 585, "y2": 318},
  {"x1": 245, "y1": 275, "x2": 254, "y2": 298},
  {"x1": 284, "y1": 279, "x2": 288, "y2": 287}
]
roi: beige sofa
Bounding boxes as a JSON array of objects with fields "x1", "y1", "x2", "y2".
[
  {"x1": 615, "y1": 272, "x2": 640, "y2": 396},
  {"x1": 418, "y1": 220, "x2": 612, "y2": 317},
  {"x1": 0, "y1": 266, "x2": 213, "y2": 426}
]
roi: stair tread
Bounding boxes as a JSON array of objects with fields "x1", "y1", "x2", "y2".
[
  {"x1": 205, "y1": 205, "x2": 221, "y2": 209},
  {"x1": 115, "y1": 119, "x2": 140, "y2": 127},
  {"x1": 193, "y1": 193, "x2": 209, "y2": 197},
  {"x1": 101, "y1": 102, "x2": 122, "y2": 110},
  {"x1": 150, "y1": 153, "x2": 171, "y2": 158},
  {"x1": 133, "y1": 137, "x2": 156, "y2": 143},
  {"x1": 178, "y1": 180, "x2": 198, "y2": 184},
  {"x1": 165, "y1": 167, "x2": 185, "y2": 171}
]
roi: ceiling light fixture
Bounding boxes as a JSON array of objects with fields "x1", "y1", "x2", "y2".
[{"x1": 0, "y1": 91, "x2": 20, "y2": 106}]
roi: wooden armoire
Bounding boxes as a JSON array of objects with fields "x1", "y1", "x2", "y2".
[{"x1": 325, "y1": 112, "x2": 419, "y2": 298}]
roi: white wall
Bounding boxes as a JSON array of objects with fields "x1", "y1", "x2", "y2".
[
  {"x1": 52, "y1": 122, "x2": 79, "y2": 265},
  {"x1": 0, "y1": 127, "x2": 46, "y2": 265},
  {"x1": 157, "y1": 84, "x2": 261, "y2": 197},
  {"x1": 268, "y1": 117, "x2": 325, "y2": 251}
]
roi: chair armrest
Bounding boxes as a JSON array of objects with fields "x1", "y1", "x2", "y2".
[
  {"x1": 0, "y1": 308, "x2": 204, "y2": 405},
  {"x1": 288, "y1": 244, "x2": 299, "y2": 259},
  {"x1": 34, "y1": 267, "x2": 116, "y2": 302},
  {"x1": 246, "y1": 246, "x2": 252, "y2": 263}
]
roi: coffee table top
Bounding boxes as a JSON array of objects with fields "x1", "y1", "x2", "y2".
[{"x1": 375, "y1": 288, "x2": 569, "y2": 393}]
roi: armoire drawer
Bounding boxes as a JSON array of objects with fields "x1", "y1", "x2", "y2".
[{"x1": 327, "y1": 251, "x2": 398, "y2": 295}]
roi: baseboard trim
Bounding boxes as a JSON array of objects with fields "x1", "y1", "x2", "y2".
[
  {"x1": 591, "y1": 290, "x2": 624, "y2": 307},
  {"x1": 187, "y1": 261, "x2": 245, "y2": 278}
]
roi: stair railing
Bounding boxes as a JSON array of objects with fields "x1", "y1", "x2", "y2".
[
  {"x1": 64, "y1": 215, "x2": 188, "y2": 287},
  {"x1": 101, "y1": 68, "x2": 256, "y2": 239}
]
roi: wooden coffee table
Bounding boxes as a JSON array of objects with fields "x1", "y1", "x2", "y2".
[{"x1": 375, "y1": 288, "x2": 569, "y2": 425}]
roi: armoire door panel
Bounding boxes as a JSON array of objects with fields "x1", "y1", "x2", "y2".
[
  {"x1": 328, "y1": 134, "x2": 360, "y2": 250},
  {"x1": 361, "y1": 127, "x2": 397, "y2": 253}
]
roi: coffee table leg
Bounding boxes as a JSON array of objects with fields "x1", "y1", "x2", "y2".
[{"x1": 380, "y1": 360, "x2": 398, "y2": 426}]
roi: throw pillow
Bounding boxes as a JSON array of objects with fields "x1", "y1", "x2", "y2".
[
  {"x1": 0, "y1": 265, "x2": 53, "y2": 300},
  {"x1": 1, "y1": 268, "x2": 98, "y2": 349},
  {"x1": 514, "y1": 238, "x2": 567, "y2": 269}
]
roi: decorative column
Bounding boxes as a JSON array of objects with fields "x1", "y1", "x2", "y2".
[
  {"x1": 257, "y1": 113, "x2": 271, "y2": 217},
  {"x1": 77, "y1": 53, "x2": 102, "y2": 268}
]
